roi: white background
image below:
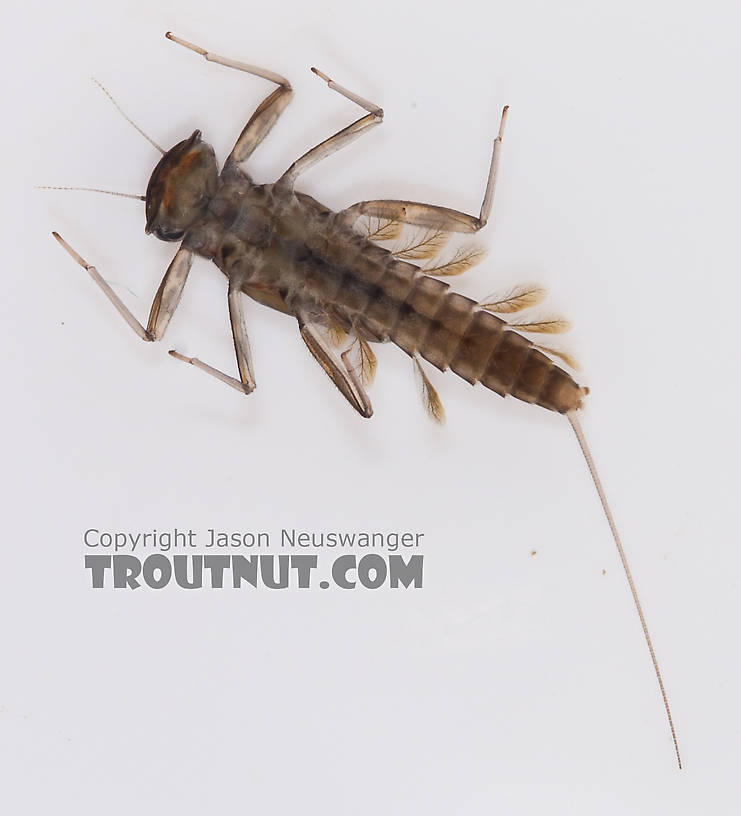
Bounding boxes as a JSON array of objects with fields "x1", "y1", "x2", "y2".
[{"x1": 3, "y1": 0, "x2": 740, "y2": 812}]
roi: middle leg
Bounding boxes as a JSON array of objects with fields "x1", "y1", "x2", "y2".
[
  {"x1": 168, "y1": 281, "x2": 256, "y2": 395},
  {"x1": 278, "y1": 68, "x2": 384, "y2": 187}
]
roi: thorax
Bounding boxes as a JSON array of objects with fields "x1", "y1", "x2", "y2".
[{"x1": 181, "y1": 164, "x2": 399, "y2": 314}]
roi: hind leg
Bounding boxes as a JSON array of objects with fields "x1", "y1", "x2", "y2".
[
  {"x1": 295, "y1": 306, "x2": 373, "y2": 418},
  {"x1": 341, "y1": 106, "x2": 508, "y2": 233}
]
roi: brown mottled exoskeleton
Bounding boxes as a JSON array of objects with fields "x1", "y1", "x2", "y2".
[{"x1": 51, "y1": 32, "x2": 680, "y2": 768}]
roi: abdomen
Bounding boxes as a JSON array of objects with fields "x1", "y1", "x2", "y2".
[{"x1": 332, "y1": 251, "x2": 587, "y2": 414}]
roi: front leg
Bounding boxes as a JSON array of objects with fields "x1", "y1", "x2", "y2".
[
  {"x1": 53, "y1": 232, "x2": 193, "y2": 341},
  {"x1": 165, "y1": 32, "x2": 293, "y2": 166}
]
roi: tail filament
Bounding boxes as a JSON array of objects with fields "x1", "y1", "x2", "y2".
[{"x1": 567, "y1": 410, "x2": 681, "y2": 769}]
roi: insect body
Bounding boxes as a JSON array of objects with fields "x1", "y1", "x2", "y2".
[{"x1": 51, "y1": 32, "x2": 680, "y2": 767}]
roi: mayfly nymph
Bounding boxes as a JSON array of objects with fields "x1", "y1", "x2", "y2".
[{"x1": 47, "y1": 31, "x2": 681, "y2": 768}]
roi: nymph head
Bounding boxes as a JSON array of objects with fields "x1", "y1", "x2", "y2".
[{"x1": 145, "y1": 130, "x2": 218, "y2": 241}]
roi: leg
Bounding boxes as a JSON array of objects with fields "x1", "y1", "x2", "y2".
[
  {"x1": 168, "y1": 298, "x2": 372, "y2": 412},
  {"x1": 53, "y1": 232, "x2": 192, "y2": 341},
  {"x1": 165, "y1": 32, "x2": 293, "y2": 166},
  {"x1": 148, "y1": 249, "x2": 194, "y2": 339},
  {"x1": 341, "y1": 106, "x2": 509, "y2": 234},
  {"x1": 227, "y1": 282, "x2": 256, "y2": 393},
  {"x1": 296, "y1": 308, "x2": 373, "y2": 418},
  {"x1": 168, "y1": 282, "x2": 256, "y2": 395},
  {"x1": 278, "y1": 68, "x2": 383, "y2": 187},
  {"x1": 168, "y1": 351, "x2": 247, "y2": 394}
]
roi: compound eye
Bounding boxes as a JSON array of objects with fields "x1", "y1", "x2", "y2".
[{"x1": 156, "y1": 225, "x2": 186, "y2": 242}]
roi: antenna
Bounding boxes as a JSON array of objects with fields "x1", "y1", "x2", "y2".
[
  {"x1": 91, "y1": 77, "x2": 165, "y2": 155},
  {"x1": 36, "y1": 186, "x2": 145, "y2": 201},
  {"x1": 567, "y1": 410, "x2": 682, "y2": 769}
]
